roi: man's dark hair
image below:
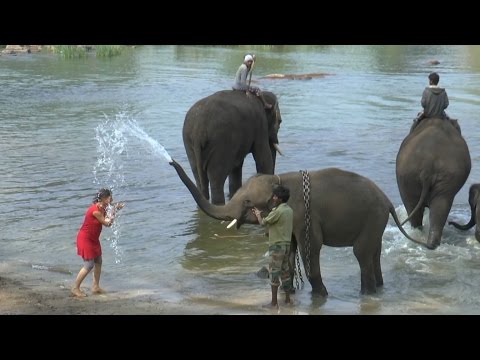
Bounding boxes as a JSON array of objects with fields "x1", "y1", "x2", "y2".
[
  {"x1": 429, "y1": 72, "x2": 440, "y2": 85},
  {"x1": 273, "y1": 185, "x2": 290, "y2": 203}
]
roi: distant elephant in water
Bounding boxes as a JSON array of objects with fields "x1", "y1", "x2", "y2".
[
  {"x1": 396, "y1": 117, "x2": 471, "y2": 250},
  {"x1": 170, "y1": 159, "x2": 421, "y2": 296},
  {"x1": 183, "y1": 90, "x2": 283, "y2": 205},
  {"x1": 449, "y1": 184, "x2": 480, "y2": 242}
]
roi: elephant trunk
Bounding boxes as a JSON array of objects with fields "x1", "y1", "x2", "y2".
[
  {"x1": 169, "y1": 159, "x2": 236, "y2": 222},
  {"x1": 448, "y1": 206, "x2": 476, "y2": 230}
]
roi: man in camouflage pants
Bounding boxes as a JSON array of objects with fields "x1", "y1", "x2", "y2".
[{"x1": 252, "y1": 185, "x2": 294, "y2": 308}]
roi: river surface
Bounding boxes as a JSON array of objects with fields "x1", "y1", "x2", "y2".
[{"x1": 1, "y1": 45, "x2": 480, "y2": 314}]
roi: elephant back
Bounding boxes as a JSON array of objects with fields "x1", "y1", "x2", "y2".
[
  {"x1": 399, "y1": 117, "x2": 469, "y2": 165},
  {"x1": 397, "y1": 117, "x2": 471, "y2": 189},
  {"x1": 303, "y1": 168, "x2": 391, "y2": 232}
]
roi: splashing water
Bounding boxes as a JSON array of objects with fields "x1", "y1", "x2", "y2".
[
  {"x1": 122, "y1": 118, "x2": 173, "y2": 163},
  {"x1": 94, "y1": 111, "x2": 173, "y2": 263},
  {"x1": 95, "y1": 113, "x2": 127, "y2": 263}
]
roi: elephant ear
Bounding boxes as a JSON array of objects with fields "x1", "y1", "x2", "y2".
[
  {"x1": 472, "y1": 184, "x2": 480, "y2": 207},
  {"x1": 450, "y1": 119, "x2": 461, "y2": 134},
  {"x1": 243, "y1": 199, "x2": 254, "y2": 209},
  {"x1": 262, "y1": 91, "x2": 277, "y2": 107}
]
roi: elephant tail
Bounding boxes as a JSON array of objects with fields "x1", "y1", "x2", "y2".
[
  {"x1": 389, "y1": 205, "x2": 429, "y2": 248},
  {"x1": 400, "y1": 178, "x2": 429, "y2": 226}
]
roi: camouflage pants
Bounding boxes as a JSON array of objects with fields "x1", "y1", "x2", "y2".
[{"x1": 268, "y1": 243, "x2": 292, "y2": 291}]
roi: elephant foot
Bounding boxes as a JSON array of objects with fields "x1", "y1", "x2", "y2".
[
  {"x1": 311, "y1": 286, "x2": 328, "y2": 297},
  {"x1": 262, "y1": 302, "x2": 279, "y2": 309},
  {"x1": 426, "y1": 236, "x2": 440, "y2": 250},
  {"x1": 360, "y1": 287, "x2": 377, "y2": 295}
]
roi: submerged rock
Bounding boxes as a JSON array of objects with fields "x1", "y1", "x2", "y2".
[{"x1": 261, "y1": 72, "x2": 332, "y2": 80}]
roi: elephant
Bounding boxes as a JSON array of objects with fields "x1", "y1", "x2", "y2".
[
  {"x1": 448, "y1": 184, "x2": 480, "y2": 242},
  {"x1": 182, "y1": 89, "x2": 283, "y2": 205},
  {"x1": 396, "y1": 117, "x2": 471, "y2": 250},
  {"x1": 170, "y1": 159, "x2": 422, "y2": 296}
]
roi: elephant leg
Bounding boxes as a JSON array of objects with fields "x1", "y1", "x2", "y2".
[
  {"x1": 353, "y1": 226, "x2": 383, "y2": 295},
  {"x1": 210, "y1": 183, "x2": 226, "y2": 205},
  {"x1": 353, "y1": 247, "x2": 377, "y2": 295},
  {"x1": 200, "y1": 173, "x2": 210, "y2": 201},
  {"x1": 373, "y1": 242, "x2": 383, "y2": 288},
  {"x1": 228, "y1": 163, "x2": 243, "y2": 200},
  {"x1": 305, "y1": 223, "x2": 328, "y2": 296},
  {"x1": 185, "y1": 148, "x2": 210, "y2": 201},
  {"x1": 427, "y1": 196, "x2": 454, "y2": 250},
  {"x1": 208, "y1": 171, "x2": 228, "y2": 205}
]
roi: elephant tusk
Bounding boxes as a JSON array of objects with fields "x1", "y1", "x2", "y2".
[
  {"x1": 273, "y1": 143, "x2": 283, "y2": 156},
  {"x1": 226, "y1": 219, "x2": 238, "y2": 229}
]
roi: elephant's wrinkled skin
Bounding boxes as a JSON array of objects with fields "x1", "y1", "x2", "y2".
[
  {"x1": 396, "y1": 117, "x2": 471, "y2": 249},
  {"x1": 183, "y1": 90, "x2": 282, "y2": 205},
  {"x1": 170, "y1": 160, "x2": 421, "y2": 296},
  {"x1": 449, "y1": 184, "x2": 480, "y2": 242}
]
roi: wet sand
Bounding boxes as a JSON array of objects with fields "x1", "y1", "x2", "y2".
[
  {"x1": 0, "y1": 273, "x2": 209, "y2": 315},
  {"x1": 0, "y1": 269, "x2": 300, "y2": 315},
  {"x1": 0, "y1": 261, "x2": 283, "y2": 315}
]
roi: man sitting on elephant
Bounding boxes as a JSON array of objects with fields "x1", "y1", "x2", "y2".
[
  {"x1": 233, "y1": 54, "x2": 272, "y2": 109},
  {"x1": 252, "y1": 185, "x2": 293, "y2": 308},
  {"x1": 412, "y1": 72, "x2": 450, "y2": 130}
]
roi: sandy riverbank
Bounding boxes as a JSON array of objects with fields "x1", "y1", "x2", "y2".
[{"x1": 0, "y1": 272, "x2": 210, "y2": 315}]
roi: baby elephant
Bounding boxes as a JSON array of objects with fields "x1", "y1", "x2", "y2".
[{"x1": 449, "y1": 184, "x2": 480, "y2": 242}]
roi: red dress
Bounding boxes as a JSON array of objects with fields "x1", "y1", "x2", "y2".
[{"x1": 76, "y1": 203, "x2": 105, "y2": 260}]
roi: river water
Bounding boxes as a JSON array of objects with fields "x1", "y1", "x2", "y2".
[{"x1": 1, "y1": 45, "x2": 480, "y2": 314}]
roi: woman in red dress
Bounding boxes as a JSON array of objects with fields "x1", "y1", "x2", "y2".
[{"x1": 71, "y1": 188, "x2": 124, "y2": 297}]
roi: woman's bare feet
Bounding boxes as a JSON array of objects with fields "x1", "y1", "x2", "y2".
[
  {"x1": 262, "y1": 302, "x2": 279, "y2": 309},
  {"x1": 92, "y1": 287, "x2": 106, "y2": 295},
  {"x1": 71, "y1": 287, "x2": 87, "y2": 297}
]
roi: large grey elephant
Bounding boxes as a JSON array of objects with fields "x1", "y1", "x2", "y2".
[
  {"x1": 396, "y1": 117, "x2": 471, "y2": 250},
  {"x1": 170, "y1": 159, "x2": 421, "y2": 296},
  {"x1": 183, "y1": 90, "x2": 282, "y2": 205},
  {"x1": 449, "y1": 184, "x2": 480, "y2": 242}
]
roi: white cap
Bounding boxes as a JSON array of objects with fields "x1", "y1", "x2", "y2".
[{"x1": 244, "y1": 54, "x2": 254, "y2": 62}]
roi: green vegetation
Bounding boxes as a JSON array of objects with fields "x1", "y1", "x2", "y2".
[
  {"x1": 52, "y1": 45, "x2": 87, "y2": 59},
  {"x1": 50, "y1": 45, "x2": 125, "y2": 59},
  {"x1": 95, "y1": 45, "x2": 123, "y2": 57}
]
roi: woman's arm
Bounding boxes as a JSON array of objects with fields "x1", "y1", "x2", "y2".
[{"x1": 93, "y1": 210, "x2": 113, "y2": 227}]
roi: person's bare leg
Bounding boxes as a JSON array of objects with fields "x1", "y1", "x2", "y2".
[
  {"x1": 263, "y1": 285, "x2": 279, "y2": 308},
  {"x1": 92, "y1": 263, "x2": 106, "y2": 294},
  {"x1": 71, "y1": 267, "x2": 89, "y2": 297}
]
